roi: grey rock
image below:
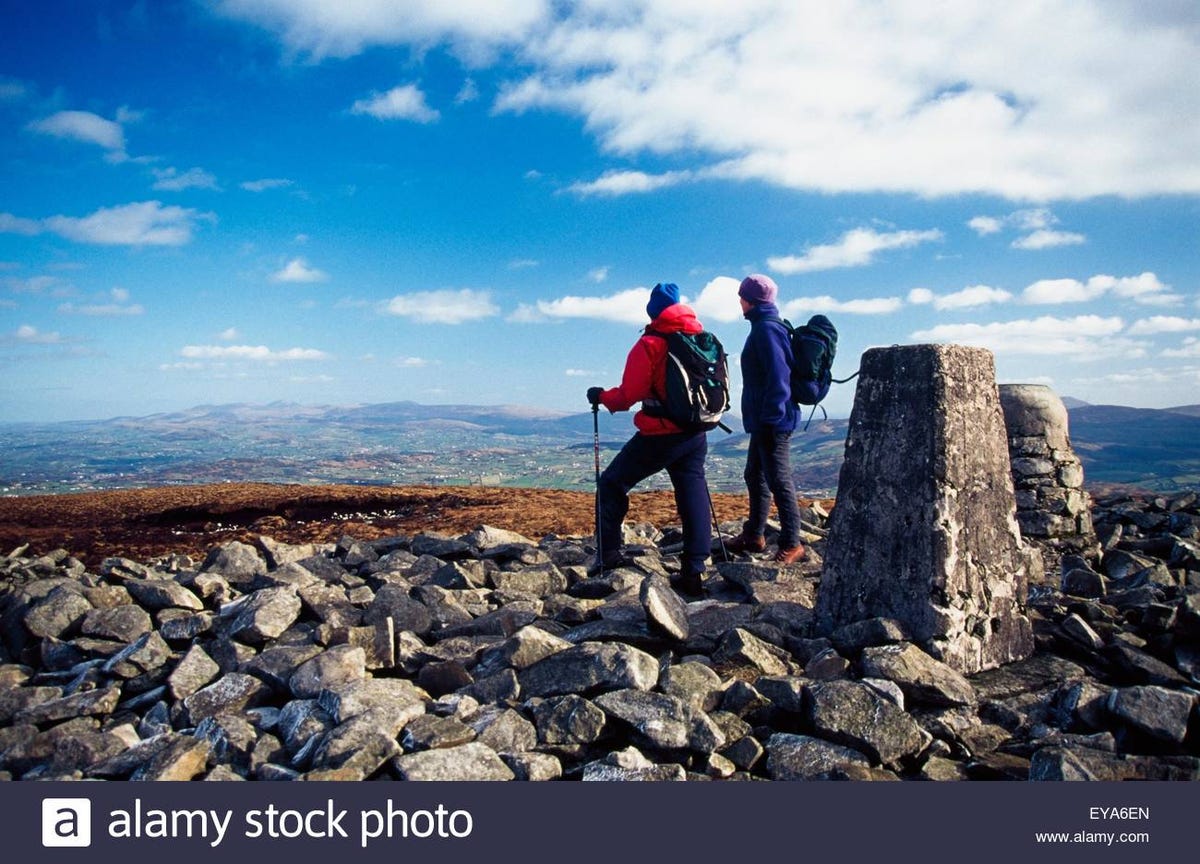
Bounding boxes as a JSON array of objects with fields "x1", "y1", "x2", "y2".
[
  {"x1": 362, "y1": 584, "x2": 433, "y2": 636},
  {"x1": 859, "y1": 642, "x2": 977, "y2": 707},
  {"x1": 474, "y1": 625, "x2": 572, "y2": 678},
  {"x1": 184, "y1": 673, "x2": 270, "y2": 726},
  {"x1": 1063, "y1": 567, "x2": 1106, "y2": 598},
  {"x1": 1102, "y1": 642, "x2": 1189, "y2": 687},
  {"x1": 829, "y1": 617, "x2": 909, "y2": 655},
  {"x1": 712, "y1": 627, "x2": 790, "y2": 675},
  {"x1": 721, "y1": 735, "x2": 764, "y2": 772},
  {"x1": 1107, "y1": 685, "x2": 1195, "y2": 744},
  {"x1": 241, "y1": 644, "x2": 324, "y2": 692},
  {"x1": 23, "y1": 588, "x2": 93, "y2": 639},
  {"x1": 639, "y1": 575, "x2": 689, "y2": 640},
  {"x1": 80, "y1": 604, "x2": 152, "y2": 642},
  {"x1": 765, "y1": 732, "x2": 872, "y2": 780},
  {"x1": 805, "y1": 647, "x2": 851, "y2": 679},
  {"x1": 393, "y1": 741, "x2": 515, "y2": 780},
  {"x1": 530, "y1": 694, "x2": 607, "y2": 745},
  {"x1": 15, "y1": 684, "x2": 121, "y2": 725},
  {"x1": 307, "y1": 719, "x2": 401, "y2": 779},
  {"x1": 410, "y1": 533, "x2": 474, "y2": 559},
  {"x1": 594, "y1": 688, "x2": 691, "y2": 750},
  {"x1": 289, "y1": 645, "x2": 366, "y2": 698},
  {"x1": 518, "y1": 641, "x2": 659, "y2": 697},
  {"x1": 101, "y1": 631, "x2": 172, "y2": 678},
  {"x1": 131, "y1": 733, "x2": 212, "y2": 781},
  {"x1": 658, "y1": 661, "x2": 722, "y2": 712},
  {"x1": 502, "y1": 751, "x2": 562, "y2": 781},
  {"x1": 277, "y1": 699, "x2": 335, "y2": 754},
  {"x1": 490, "y1": 564, "x2": 567, "y2": 598},
  {"x1": 468, "y1": 706, "x2": 537, "y2": 754},
  {"x1": 195, "y1": 714, "x2": 258, "y2": 766},
  {"x1": 201, "y1": 541, "x2": 267, "y2": 588},
  {"x1": 1061, "y1": 613, "x2": 1105, "y2": 650},
  {"x1": 401, "y1": 714, "x2": 477, "y2": 751},
  {"x1": 805, "y1": 680, "x2": 927, "y2": 766},
  {"x1": 755, "y1": 676, "x2": 807, "y2": 713},
  {"x1": 429, "y1": 560, "x2": 487, "y2": 589},
  {"x1": 1030, "y1": 746, "x2": 1200, "y2": 781},
  {"x1": 317, "y1": 678, "x2": 428, "y2": 724},
  {"x1": 122, "y1": 577, "x2": 204, "y2": 611},
  {"x1": 461, "y1": 525, "x2": 537, "y2": 552},
  {"x1": 227, "y1": 587, "x2": 302, "y2": 644}
]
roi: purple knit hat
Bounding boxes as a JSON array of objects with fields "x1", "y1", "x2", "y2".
[{"x1": 738, "y1": 274, "x2": 778, "y2": 305}]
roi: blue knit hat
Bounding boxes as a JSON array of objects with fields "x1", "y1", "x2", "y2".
[{"x1": 646, "y1": 282, "x2": 680, "y2": 319}]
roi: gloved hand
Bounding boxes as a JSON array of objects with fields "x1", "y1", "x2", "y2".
[{"x1": 586, "y1": 386, "x2": 604, "y2": 406}]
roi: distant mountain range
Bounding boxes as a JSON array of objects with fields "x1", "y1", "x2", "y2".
[{"x1": 1, "y1": 398, "x2": 1197, "y2": 495}]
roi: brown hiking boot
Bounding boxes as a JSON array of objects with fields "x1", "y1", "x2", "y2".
[
  {"x1": 773, "y1": 545, "x2": 806, "y2": 565},
  {"x1": 724, "y1": 532, "x2": 767, "y2": 554}
]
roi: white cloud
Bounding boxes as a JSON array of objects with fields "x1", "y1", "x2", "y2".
[
  {"x1": 218, "y1": 327, "x2": 241, "y2": 341},
  {"x1": 508, "y1": 258, "x2": 540, "y2": 270},
  {"x1": 1011, "y1": 229, "x2": 1086, "y2": 250},
  {"x1": 384, "y1": 288, "x2": 499, "y2": 324},
  {"x1": 180, "y1": 344, "x2": 329, "y2": 361},
  {"x1": 1162, "y1": 338, "x2": 1200, "y2": 358},
  {"x1": 395, "y1": 356, "x2": 429, "y2": 367},
  {"x1": 0, "y1": 213, "x2": 43, "y2": 236},
  {"x1": 691, "y1": 276, "x2": 742, "y2": 323},
  {"x1": 272, "y1": 258, "x2": 329, "y2": 283},
  {"x1": 152, "y1": 167, "x2": 220, "y2": 192},
  {"x1": 34, "y1": 201, "x2": 211, "y2": 246},
  {"x1": 214, "y1": 0, "x2": 550, "y2": 59},
  {"x1": 967, "y1": 217, "x2": 1004, "y2": 236},
  {"x1": 588, "y1": 266, "x2": 610, "y2": 283},
  {"x1": 241, "y1": 178, "x2": 295, "y2": 192},
  {"x1": 507, "y1": 303, "x2": 547, "y2": 323},
  {"x1": 221, "y1": 2, "x2": 1200, "y2": 200},
  {"x1": 567, "y1": 169, "x2": 691, "y2": 197},
  {"x1": 1128, "y1": 316, "x2": 1200, "y2": 335},
  {"x1": 1022, "y1": 272, "x2": 1178, "y2": 305},
  {"x1": 781, "y1": 295, "x2": 904, "y2": 317},
  {"x1": 910, "y1": 314, "x2": 1144, "y2": 358},
  {"x1": 351, "y1": 84, "x2": 439, "y2": 122},
  {"x1": 456, "y1": 78, "x2": 480, "y2": 104},
  {"x1": 28, "y1": 110, "x2": 126, "y2": 155},
  {"x1": 911, "y1": 284, "x2": 1014, "y2": 311},
  {"x1": 565, "y1": 368, "x2": 594, "y2": 377},
  {"x1": 767, "y1": 228, "x2": 942, "y2": 275},
  {"x1": 535, "y1": 287, "x2": 652, "y2": 325},
  {"x1": 58, "y1": 288, "x2": 145, "y2": 317},
  {"x1": 12, "y1": 324, "x2": 64, "y2": 344}
]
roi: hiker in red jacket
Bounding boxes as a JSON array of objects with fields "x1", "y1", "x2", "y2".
[{"x1": 586, "y1": 282, "x2": 712, "y2": 597}]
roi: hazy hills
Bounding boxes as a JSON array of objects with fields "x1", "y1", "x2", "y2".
[{"x1": 1, "y1": 399, "x2": 1197, "y2": 496}]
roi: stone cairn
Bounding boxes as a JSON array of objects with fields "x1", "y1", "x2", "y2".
[
  {"x1": 999, "y1": 384, "x2": 1100, "y2": 574},
  {"x1": 815, "y1": 344, "x2": 1036, "y2": 675}
]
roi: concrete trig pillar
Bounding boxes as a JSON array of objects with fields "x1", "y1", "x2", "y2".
[{"x1": 814, "y1": 344, "x2": 1036, "y2": 674}]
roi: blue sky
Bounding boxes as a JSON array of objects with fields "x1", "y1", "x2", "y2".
[{"x1": 1, "y1": 0, "x2": 1198, "y2": 423}]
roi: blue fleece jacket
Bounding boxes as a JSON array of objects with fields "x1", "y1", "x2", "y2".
[{"x1": 739, "y1": 301, "x2": 798, "y2": 433}]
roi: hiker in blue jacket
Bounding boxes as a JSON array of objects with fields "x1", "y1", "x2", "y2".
[{"x1": 725, "y1": 274, "x2": 805, "y2": 563}]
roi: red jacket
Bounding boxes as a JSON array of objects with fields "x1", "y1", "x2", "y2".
[{"x1": 598, "y1": 303, "x2": 704, "y2": 435}]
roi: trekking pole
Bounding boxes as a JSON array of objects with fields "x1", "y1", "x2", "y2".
[
  {"x1": 705, "y1": 481, "x2": 728, "y2": 562},
  {"x1": 592, "y1": 402, "x2": 603, "y2": 566}
]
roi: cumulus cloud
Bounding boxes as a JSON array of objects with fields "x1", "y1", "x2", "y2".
[
  {"x1": 11, "y1": 324, "x2": 64, "y2": 344},
  {"x1": 781, "y1": 295, "x2": 904, "y2": 317},
  {"x1": 241, "y1": 178, "x2": 295, "y2": 192},
  {"x1": 272, "y1": 258, "x2": 329, "y2": 283},
  {"x1": 179, "y1": 344, "x2": 329, "y2": 361},
  {"x1": 967, "y1": 217, "x2": 1004, "y2": 236},
  {"x1": 767, "y1": 228, "x2": 942, "y2": 275},
  {"x1": 58, "y1": 288, "x2": 145, "y2": 317},
  {"x1": 28, "y1": 110, "x2": 126, "y2": 157},
  {"x1": 910, "y1": 315, "x2": 1144, "y2": 358},
  {"x1": 567, "y1": 169, "x2": 691, "y2": 197},
  {"x1": 908, "y1": 284, "x2": 1014, "y2": 311},
  {"x1": 690, "y1": 276, "x2": 742, "y2": 323},
  {"x1": 351, "y1": 84, "x2": 439, "y2": 122},
  {"x1": 3, "y1": 201, "x2": 212, "y2": 246},
  {"x1": 1162, "y1": 338, "x2": 1200, "y2": 358},
  {"x1": 1022, "y1": 272, "x2": 1178, "y2": 306},
  {"x1": 1010, "y1": 229, "x2": 1087, "y2": 250},
  {"x1": 1128, "y1": 316, "x2": 1200, "y2": 335},
  {"x1": 532, "y1": 287, "x2": 655, "y2": 325},
  {"x1": 384, "y1": 288, "x2": 499, "y2": 324},
  {"x1": 152, "y1": 167, "x2": 221, "y2": 192},
  {"x1": 588, "y1": 266, "x2": 610, "y2": 283},
  {"x1": 213, "y1": 0, "x2": 550, "y2": 59},
  {"x1": 218, "y1": 327, "x2": 241, "y2": 341},
  {"x1": 219, "y1": 2, "x2": 1200, "y2": 200}
]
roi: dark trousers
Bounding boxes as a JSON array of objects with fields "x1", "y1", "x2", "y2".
[
  {"x1": 744, "y1": 430, "x2": 800, "y2": 547},
  {"x1": 597, "y1": 431, "x2": 710, "y2": 577}
]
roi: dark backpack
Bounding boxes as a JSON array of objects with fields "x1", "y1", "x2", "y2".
[
  {"x1": 779, "y1": 314, "x2": 838, "y2": 406},
  {"x1": 643, "y1": 329, "x2": 731, "y2": 431}
]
